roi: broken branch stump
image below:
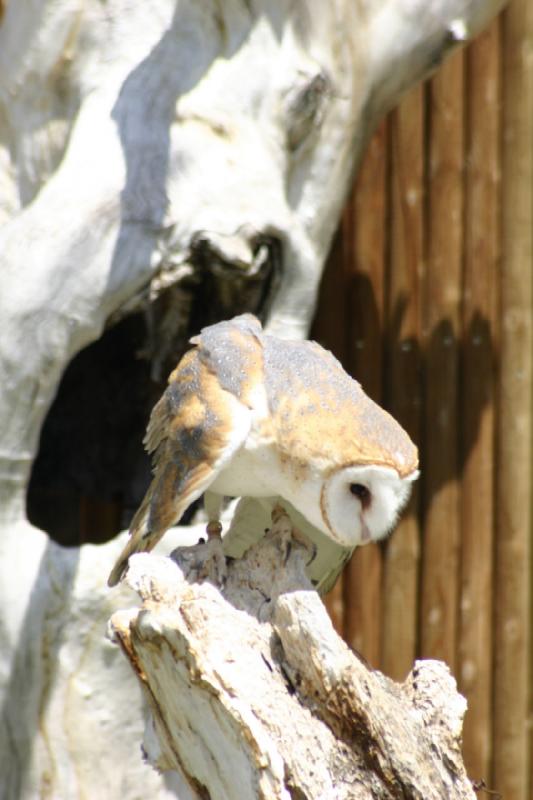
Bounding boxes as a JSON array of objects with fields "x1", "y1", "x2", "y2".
[{"x1": 109, "y1": 516, "x2": 475, "y2": 799}]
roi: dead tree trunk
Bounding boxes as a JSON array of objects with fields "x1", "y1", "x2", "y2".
[
  {"x1": 0, "y1": 1, "x2": 506, "y2": 797},
  {"x1": 110, "y1": 513, "x2": 474, "y2": 799}
]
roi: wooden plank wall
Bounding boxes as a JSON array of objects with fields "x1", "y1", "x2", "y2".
[{"x1": 311, "y1": 3, "x2": 532, "y2": 798}]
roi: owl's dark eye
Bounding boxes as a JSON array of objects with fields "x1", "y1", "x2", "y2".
[{"x1": 349, "y1": 483, "x2": 371, "y2": 509}]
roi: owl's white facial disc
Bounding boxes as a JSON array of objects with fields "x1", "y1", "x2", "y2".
[{"x1": 321, "y1": 465, "x2": 418, "y2": 547}]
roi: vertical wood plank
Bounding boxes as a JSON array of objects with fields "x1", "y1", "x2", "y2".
[
  {"x1": 316, "y1": 8, "x2": 530, "y2": 786},
  {"x1": 343, "y1": 121, "x2": 388, "y2": 667},
  {"x1": 493, "y1": 0, "x2": 533, "y2": 797},
  {"x1": 459, "y1": 19, "x2": 500, "y2": 781},
  {"x1": 381, "y1": 85, "x2": 425, "y2": 681},
  {"x1": 420, "y1": 50, "x2": 464, "y2": 671}
]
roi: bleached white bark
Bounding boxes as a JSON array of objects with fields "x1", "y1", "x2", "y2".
[
  {"x1": 110, "y1": 513, "x2": 475, "y2": 799},
  {"x1": 0, "y1": 0, "x2": 506, "y2": 797},
  {"x1": 0, "y1": 521, "x2": 191, "y2": 799}
]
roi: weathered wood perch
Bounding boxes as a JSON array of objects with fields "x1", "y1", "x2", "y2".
[{"x1": 110, "y1": 512, "x2": 474, "y2": 800}]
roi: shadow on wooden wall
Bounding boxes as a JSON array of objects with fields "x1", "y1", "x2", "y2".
[{"x1": 313, "y1": 6, "x2": 532, "y2": 798}]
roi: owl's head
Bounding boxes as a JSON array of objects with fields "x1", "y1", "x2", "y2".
[{"x1": 320, "y1": 464, "x2": 418, "y2": 547}]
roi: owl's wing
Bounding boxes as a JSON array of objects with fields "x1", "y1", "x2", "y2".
[
  {"x1": 107, "y1": 349, "x2": 251, "y2": 587},
  {"x1": 223, "y1": 497, "x2": 353, "y2": 595}
]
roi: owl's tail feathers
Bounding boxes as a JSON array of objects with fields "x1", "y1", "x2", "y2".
[
  {"x1": 107, "y1": 491, "x2": 155, "y2": 587},
  {"x1": 107, "y1": 461, "x2": 184, "y2": 587}
]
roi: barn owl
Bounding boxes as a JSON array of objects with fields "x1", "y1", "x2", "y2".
[{"x1": 108, "y1": 314, "x2": 418, "y2": 587}]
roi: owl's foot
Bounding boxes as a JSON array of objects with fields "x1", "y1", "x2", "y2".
[
  {"x1": 270, "y1": 504, "x2": 316, "y2": 566},
  {"x1": 171, "y1": 535, "x2": 227, "y2": 587},
  {"x1": 292, "y1": 528, "x2": 317, "y2": 566},
  {"x1": 198, "y1": 536, "x2": 227, "y2": 585}
]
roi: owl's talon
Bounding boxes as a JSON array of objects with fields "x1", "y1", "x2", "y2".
[
  {"x1": 271, "y1": 504, "x2": 316, "y2": 565},
  {"x1": 171, "y1": 537, "x2": 227, "y2": 587},
  {"x1": 292, "y1": 533, "x2": 317, "y2": 566},
  {"x1": 305, "y1": 542, "x2": 318, "y2": 566},
  {"x1": 199, "y1": 536, "x2": 227, "y2": 586},
  {"x1": 270, "y1": 505, "x2": 293, "y2": 562}
]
